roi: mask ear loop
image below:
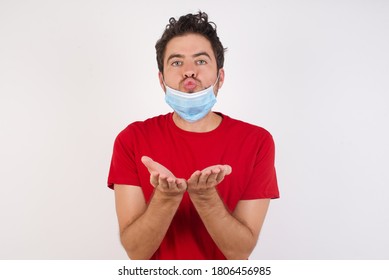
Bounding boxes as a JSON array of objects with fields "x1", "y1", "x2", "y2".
[
  {"x1": 212, "y1": 72, "x2": 221, "y2": 93},
  {"x1": 161, "y1": 74, "x2": 168, "y2": 91}
]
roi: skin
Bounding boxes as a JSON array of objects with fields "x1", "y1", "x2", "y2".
[{"x1": 114, "y1": 33, "x2": 271, "y2": 259}]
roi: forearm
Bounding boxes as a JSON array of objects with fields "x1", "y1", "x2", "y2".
[
  {"x1": 121, "y1": 190, "x2": 183, "y2": 259},
  {"x1": 189, "y1": 189, "x2": 256, "y2": 260}
]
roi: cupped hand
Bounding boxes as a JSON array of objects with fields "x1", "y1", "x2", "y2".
[
  {"x1": 141, "y1": 156, "x2": 187, "y2": 194},
  {"x1": 187, "y1": 164, "x2": 232, "y2": 194},
  {"x1": 141, "y1": 156, "x2": 175, "y2": 178}
]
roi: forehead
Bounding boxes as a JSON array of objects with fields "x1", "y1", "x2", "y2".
[{"x1": 164, "y1": 33, "x2": 215, "y2": 60}]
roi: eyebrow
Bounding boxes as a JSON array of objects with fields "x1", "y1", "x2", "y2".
[
  {"x1": 166, "y1": 53, "x2": 184, "y2": 63},
  {"x1": 193, "y1": 52, "x2": 212, "y2": 60},
  {"x1": 166, "y1": 52, "x2": 212, "y2": 63}
]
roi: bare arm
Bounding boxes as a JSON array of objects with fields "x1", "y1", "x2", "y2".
[
  {"x1": 187, "y1": 166, "x2": 270, "y2": 260},
  {"x1": 114, "y1": 157, "x2": 186, "y2": 259}
]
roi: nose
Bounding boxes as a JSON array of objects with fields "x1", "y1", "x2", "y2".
[
  {"x1": 184, "y1": 72, "x2": 195, "y2": 78},
  {"x1": 183, "y1": 67, "x2": 196, "y2": 78}
]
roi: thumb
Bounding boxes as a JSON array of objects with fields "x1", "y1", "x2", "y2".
[{"x1": 141, "y1": 156, "x2": 154, "y2": 170}]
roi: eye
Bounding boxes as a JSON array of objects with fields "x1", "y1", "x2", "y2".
[
  {"x1": 196, "y1": 59, "x2": 207, "y2": 65},
  {"x1": 171, "y1": 61, "x2": 183, "y2": 67}
]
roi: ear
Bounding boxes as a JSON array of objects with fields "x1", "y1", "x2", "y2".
[
  {"x1": 217, "y1": 68, "x2": 225, "y2": 89},
  {"x1": 158, "y1": 72, "x2": 166, "y2": 92},
  {"x1": 215, "y1": 68, "x2": 225, "y2": 95}
]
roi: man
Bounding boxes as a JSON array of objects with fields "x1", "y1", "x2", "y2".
[{"x1": 107, "y1": 12, "x2": 279, "y2": 260}]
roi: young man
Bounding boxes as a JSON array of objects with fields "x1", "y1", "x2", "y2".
[{"x1": 107, "y1": 12, "x2": 279, "y2": 260}]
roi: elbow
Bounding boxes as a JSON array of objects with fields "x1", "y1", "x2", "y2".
[
  {"x1": 224, "y1": 249, "x2": 252, "y2": 260},
  {"x1": 224, "y1": 236, "x2": 258, "y2": 260},
  {"x1": 120, "y1": 232, "x2": 154, "y2": 260},
  {"x1": 225, "y1": 245, "x2": 257, "y2": 260},
  {"x1": 121, "y1": 240, "x2": 150, "y2": 260},
  {"x1": 119, "y1": 233, "x2": 143, "y2": 260}
]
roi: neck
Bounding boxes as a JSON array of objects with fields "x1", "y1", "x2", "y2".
[{"x1": 172, "y1": 111, "x2": 222, "y2": 132}]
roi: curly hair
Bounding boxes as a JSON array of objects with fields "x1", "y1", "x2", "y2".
[{"x1": 155, "y1": 12, "x2": 226, "y2": 73}]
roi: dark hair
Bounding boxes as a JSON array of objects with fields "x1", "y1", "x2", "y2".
[{"x1": 155, "y1": 11, "x2": 226, "y2": 73}]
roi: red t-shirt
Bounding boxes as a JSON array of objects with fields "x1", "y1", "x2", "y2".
[{"x1": 108, "y1": 112, "x2": 279, "y2": 259}]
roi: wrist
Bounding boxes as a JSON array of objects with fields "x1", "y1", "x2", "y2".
[
  {"x1": 188, "y1": 187, "x2": 227, "y2": 220},
  {"x1": 153, "y1": 187, "x2": 185, "y2": 203},
  {"x1": 188, "y1": 187, "x2": 218, "y2": 203}
]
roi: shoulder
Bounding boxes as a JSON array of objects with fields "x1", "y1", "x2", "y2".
[
  {"x1": 220, "y1": 113, "x2": 273, "y2": 141},
  {"x1": 117, "y1": 113, "x2": 172, "y2": 139}
]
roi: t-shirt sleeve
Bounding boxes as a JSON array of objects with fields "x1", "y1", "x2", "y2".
[
  {"x1": 242, "y1": 131, "x2": 279, "y2": 199},
  {"x1": 107, "y1": 127, "x2": 141, "y2": 189}
]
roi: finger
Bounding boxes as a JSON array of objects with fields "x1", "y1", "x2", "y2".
[
  {"x1": 176, "y1": 178, "x2": 188, "y2": 191},
  {"x1": 216, "y1": 165, "x2": 233, "y2": 182},
  {"x1": 207, "y1": 175, "x2": 218, "y2": 187},
  {"x1": 224, "y1": 165, "x2": 232, "y2": 175},
  {"x1": 211, "y1": 167, "x2": 222, "y2": 174},
  {"x1": 199, "y1": 170, "x2": 212, "y2": 185},
  {"x1": 188, "y1": 170, "x2": 201, "y2": 187},
  {"x1": 207, "y1": 169, "x2": 220, "y2": 187},
  {"x1": 150, "y1": 172, "x2": 159, "y2": 188},
  {"x1": 167, "y1": 177, "x2": 178, "y2": 190},
  {"x1": 215, "y1": 168, "x2": 226, "y2": 183},
  {"x1": 158, "y1": 174, "x2": 169, "y2": 189}
]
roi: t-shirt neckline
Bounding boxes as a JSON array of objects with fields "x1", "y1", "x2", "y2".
[{"x1": 167, "y1": 112, "x2": 228, "y2": 137}]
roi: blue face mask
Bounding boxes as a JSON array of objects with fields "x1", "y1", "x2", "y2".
[{"x1": 164, "y1": 76, "x2": 219, "y2": 122}]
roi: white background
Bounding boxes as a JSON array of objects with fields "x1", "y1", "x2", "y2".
[{"x1": 0, "y1": 0, "x2": 388, "y2": 259}]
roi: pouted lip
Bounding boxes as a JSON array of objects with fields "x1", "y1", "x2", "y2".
[{"x1": 183, "y1": 78, "x2": 199, "y2": 91}]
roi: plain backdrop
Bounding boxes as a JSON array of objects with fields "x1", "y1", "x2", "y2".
[{"x1": 1, "y1": 0, "x2": 388, "y2": 259}]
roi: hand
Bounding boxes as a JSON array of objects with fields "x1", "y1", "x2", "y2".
[
  {"x1": 141, "y1": 156, "x2": 187, "y2": 195},
  {"x1": 187, "y1": 164, "x2": 232, "y2": 195}
]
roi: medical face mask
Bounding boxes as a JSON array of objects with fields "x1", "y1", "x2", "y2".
[{"x1": 164, "y1": 76, "x2": 219, "y2": 122}]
